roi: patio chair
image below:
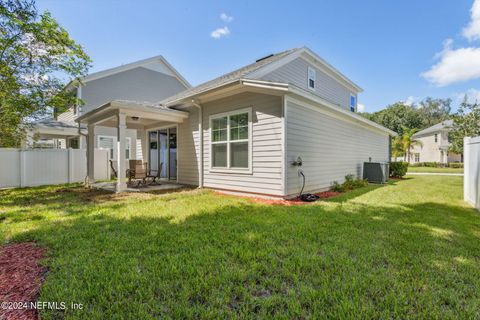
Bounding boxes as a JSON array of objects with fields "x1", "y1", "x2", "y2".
[
  {"x1": 127, "y1": 160, "x2": 147, "y2": 187},
  {"x1": 146, "y1": 162, "x2": 163, "y2": 185}
]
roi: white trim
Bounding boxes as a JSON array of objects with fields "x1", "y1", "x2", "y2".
[
  {"x1": 209, "y1": 107, "x2": 253, "y2": 174},
  {"x1": 307, "y1": 66, "x2": 316, "y2": 90},
  {"x1": 146, "y1": 125, "x2": 179, "y2": 181},
  {"x1": 350, "y1": 94, "x2": 356, "y2": 112},
  {"x1": 76, "y1": 100, "x2": 189, "y2": 124},
  {"x1": 281, "y1": 95, "x2": 288, "y2": 196}
]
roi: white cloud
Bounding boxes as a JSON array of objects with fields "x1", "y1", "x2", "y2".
[
  {"x1": 220, "y1": 13, "x2": 233, "y2": 23},
  {"x1": 463, "y1": 0, "x2": 480, "y2": 41},
  {"x1": 210, "y1": 26, "x2": 230, "y2": 39},
  {"x1": 421, "y1": 39, "x2": 480, "y2": 86},
  {"x1": 357, "y1": 103, "x2": 365, "y2": 112},
  {"x1": 403, "y1": 96, "x2": 420, "y2": 106}
]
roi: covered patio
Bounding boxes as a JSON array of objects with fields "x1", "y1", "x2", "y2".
[{"x1": 76, "y1": 100, "x2": 189, "y2": 192}]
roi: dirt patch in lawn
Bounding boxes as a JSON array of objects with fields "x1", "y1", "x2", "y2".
[{"x1": 0, "y1": 242, "x2": 47, "y2": 320}]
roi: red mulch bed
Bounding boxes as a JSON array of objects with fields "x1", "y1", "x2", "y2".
[
  {"x1": 0, "y1": 243, "x2": 47, "y2": 320},
  {"x1": 216, "y1": 190, "x2": 342, "y2": 206}
]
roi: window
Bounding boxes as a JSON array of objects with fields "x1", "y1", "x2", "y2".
[
  {"x1": 210, "y1": 108, "x2": 251, "y2": 172},
  {"x1": 434, "y1": 134, "x2": 438, "y2": 143},
  {"x1": 350, "y1": 95, "x2": 356, "y2": 112},
  {"x1": 98, "y1": 136, "x2": 131, "y2": 160},
  {"x1": 308, "y1": 67, "x2": 316, "y2": 90},
  {"x1": 415, "y1": 153, "x2": 420, "y2": 162}
]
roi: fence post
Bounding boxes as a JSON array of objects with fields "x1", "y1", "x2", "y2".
[
  {"x1": 19, "y1": 149, "x2": 26, "y2": 187},
  {"x1": 68, "y1": 148, "x2": 74, "y2": 183},
  {"x1": 464, "y1": 137, "x2": 470, "y2": 204}
]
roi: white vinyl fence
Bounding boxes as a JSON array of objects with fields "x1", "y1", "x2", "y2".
[
  {"x1": 464, "y1": 136, "x2": 480, "y2": 211},
  {"x1": 0, "y1": 148, "x2": 110, "y2": 188}
]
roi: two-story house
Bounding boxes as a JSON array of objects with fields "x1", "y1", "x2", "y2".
[
  {"x1": 67, "y1": 47, "x2": 396, "y2": 197},
  {"x1": 409, "y1": 120, "x2": 462, "y2": 165}
]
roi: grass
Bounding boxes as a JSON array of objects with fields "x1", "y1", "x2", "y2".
[
  {"x1": 1, "y1": 176, "x2": 479, "y2": 319},
  {"x1": 408, "y1": 166, "x2": 464, "y2": 173}
]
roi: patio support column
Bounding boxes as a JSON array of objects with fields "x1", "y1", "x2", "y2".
[
  {"x1": 116, "y1": 112, "x2": 127, "y2": 192},
  {"x1": 86, "y1": 123, "x2": 96, "y2": 185}
]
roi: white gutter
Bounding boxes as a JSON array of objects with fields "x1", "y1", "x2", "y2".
[{"x1": 191, "y1": 100, "x2": 204, "y2": 188}]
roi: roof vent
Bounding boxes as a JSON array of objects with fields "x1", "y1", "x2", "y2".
[{"x1": 256, "y1": 54, "x2": 274, "y2": 62}]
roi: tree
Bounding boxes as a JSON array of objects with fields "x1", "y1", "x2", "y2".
[
  {"x1": 0, "y1": 0, "x2": 91, "y2": 147},
  {"x1": 449, "y1": 98, "x2": 480, "y2": 154},
  {"x1": 400, "y1": 127, "x2": 422, "y2": 161},
  {"x1": 391, "y1": 136, "x2": 405, "y2": 159},
  {"x1": 361, "y1": 103, "x2": 424, "y2": 136},
  {"x1": 417, "y1": 97, "x2": 451, "y2": 127}
]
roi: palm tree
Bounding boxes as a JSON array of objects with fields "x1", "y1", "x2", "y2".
[{"x1": 401, "y1": 127, "x2": 422, "y2": 161}]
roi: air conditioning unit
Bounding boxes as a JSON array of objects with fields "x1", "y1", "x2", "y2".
[{"x1": 363, "y1": 162, "x2": 389, "y2": 184}]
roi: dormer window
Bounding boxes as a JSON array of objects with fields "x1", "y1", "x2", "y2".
[
  {"x1": 350, "y1": 94, "x2": 356, "y2": 112},
  {"x1": 308, "y1": 67, "x2": 316, "y2": 90}
]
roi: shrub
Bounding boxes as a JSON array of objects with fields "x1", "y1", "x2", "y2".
[
  {"x1": 390, "y1": 162, "x2": 408, "y2": 177},
  {"x1": 449, "y1": 162, "x2": 463, "y2": 168},
  {"x1": 331, "y1": 181, "x2": 345, "y2": 192},
  {"x1": 331, "y1": 175, "x2": 368, "y2": 192},
  {"x1": 411, "y1": 162, "x2": 439, "y2": 168}
]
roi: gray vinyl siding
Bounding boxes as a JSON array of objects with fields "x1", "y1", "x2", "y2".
[
  {"x1": 177, "y1": 106, "x2": 200, "y2": 186},
  {"x1": 260, "y1": 58, "x2": 355, "y2": 111},
  {"x1": 81, "y1": 67, "x2": 187, "y2": 114},
  {"x1": 285, "y1": 99, "x2": 389, "y2": 197},
  {"x1": 202, "y1": 92, "x2": 284, "y2": 196}
]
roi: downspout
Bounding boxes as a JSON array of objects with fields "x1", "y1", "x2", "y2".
[{"x1": 192, "y1": 100, "x2": 204, "y2": 188}]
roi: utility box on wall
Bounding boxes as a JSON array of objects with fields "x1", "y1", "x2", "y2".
[{"x1": 363, "y1": 162, "x2": 389, "y2": 184}]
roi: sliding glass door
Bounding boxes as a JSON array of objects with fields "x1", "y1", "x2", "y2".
[{"x1": 148, "y1": 127, "x2": 177, "y2": 180}]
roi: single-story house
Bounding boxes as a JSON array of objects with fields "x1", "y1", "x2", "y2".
[
  {"x1": 409, "y1": 120, "x2": 462, "y2": 165},
  {"x1": 72, "y1": 47, "x2": 395, "y2": 198}
]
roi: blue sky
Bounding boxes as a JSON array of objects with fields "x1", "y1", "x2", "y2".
[{"x1": 37, "y1": 0, "x2": 480, "y2": 113}]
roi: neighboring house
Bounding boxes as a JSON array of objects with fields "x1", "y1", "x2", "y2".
[
  {"x1": 409, "y1": 120, "x2": 462, "y2": 165},
  {"x1": 76, "y1": 47, "x2": 396, "y2": 197},
  {"x1": 26, "y1": 55, "x2": 190, "y2": 164}
]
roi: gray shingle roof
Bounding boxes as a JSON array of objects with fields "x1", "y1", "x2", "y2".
[
  {"x1": 413, "y1": 119, "x2": 453, "y2": 137},
  {"x1": 159, "y1": 48, "x2": 302, "y2": 106},
  {"x1": 33, "y1": 119, "x2": 84, "y2": 129}
]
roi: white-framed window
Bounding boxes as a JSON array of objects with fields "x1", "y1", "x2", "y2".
[
  {"x1": 350, "y1": 94, "x2": 356, "y2": 112},
  {"x1": 415, "y1": 153, "x2": 420, "y2": 162},
  {"x1": 210, "y1": 107, "x2": 252, "y2": 173},
  {"x1": 307, "y1": 66, "x2": 316, "y2": 90},
  {"x1": 97, "y1": 135, "x2": 131, "y2": 160},
  {"x1": 434, "y1": 134, "x2": 438, "y2": 143}
]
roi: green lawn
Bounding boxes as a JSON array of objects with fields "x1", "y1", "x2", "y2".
[
  {"x1": 408, "y1": 166, "x2": 464, "y2": 173},
  {"x1": 1, "y1": 176, "x2": 479, "y2": 319}
]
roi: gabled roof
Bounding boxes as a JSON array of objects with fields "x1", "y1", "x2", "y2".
[
  {"x1": 160, "y1": 48, "x2": 301, "y2": 106},
  {"x1": 69, "y1": 55, "x2": 191, "y2": 89},
  {"x1": 160, "y1": 47, "x2": 362, "y2": 106},
  {"x1": 413, "y1": 119, "x2": 453, "y2": 138}
]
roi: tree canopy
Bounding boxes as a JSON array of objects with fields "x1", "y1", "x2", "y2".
[
  {"x1": 360, "y1": 98, "x2": 452, "y2": 136},
  {"x1": 449, "y1": 99, "x2": 480, "y2": 154},
  {"x1": 0, "y1": 0, "x2": 91, "y2": 147}
]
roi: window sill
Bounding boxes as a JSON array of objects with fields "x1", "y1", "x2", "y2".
[{"x1": 209, "y1": 168, "x2": 253, "y2": 175}]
